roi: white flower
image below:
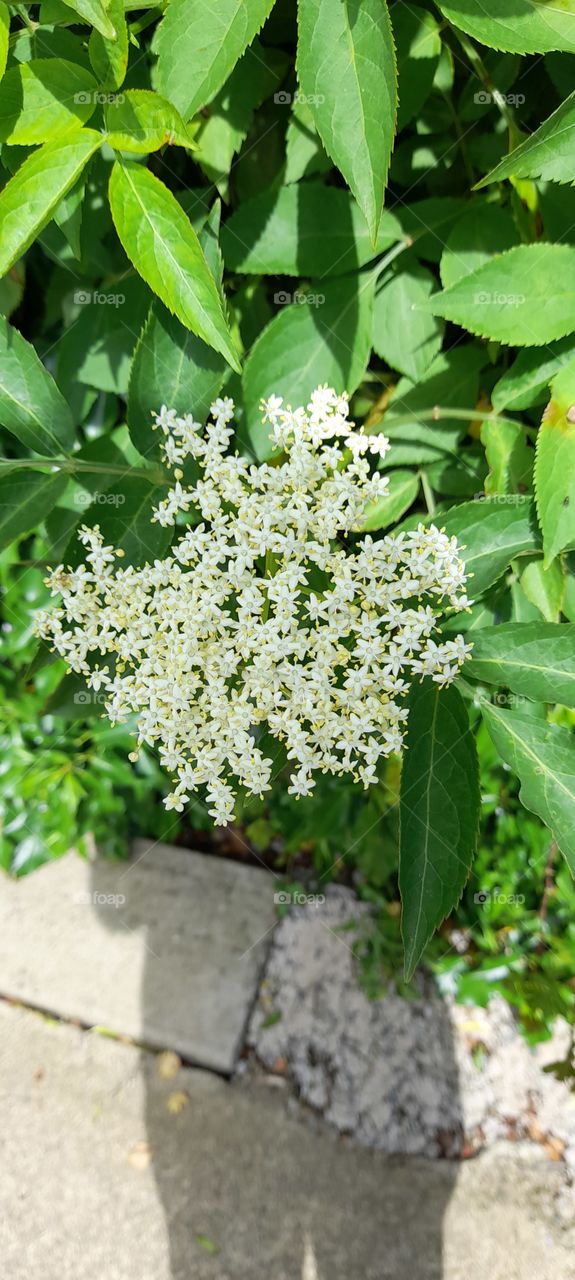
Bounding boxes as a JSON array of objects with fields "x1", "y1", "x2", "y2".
[{"x1": 37, "y1": 388, "x2": 472, "y2": 825}]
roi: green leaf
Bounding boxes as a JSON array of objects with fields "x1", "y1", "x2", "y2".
[
  {"x1": 440, "y1": 203, "x2": 520, "y2": 290},
  {"x1": 0, "y1": 316, "x2": 74, "y2": 454},
  {"x1": 381, "y1": 346, "x2": 483, "y2": 467},
  {"x1": 0, "y1": 59, "x2": 98, "y2": 144},
  {"x1": 424, "y1": 244, "x2": 575, "y2": 347},
  {"x1": 440, "y1": 497, "x2": 541, "y2": 595},
  {"x1": 243, "y1": 273, "x2": 375, "y2": 459},
  {"x1": 105, "y1": 90, "x2": 194, "y2": 154},
  {"x1": 61, "y1": 0, "x2": 116, "y2": 39},
  {"x1": 391, "y1": 3, "x2": 440, "y2": 131},
  {"x1": 57, "y1": 275, "x2": 150, "y2": 396},
  {"x1": 68, "y1": 474, "x2": 173, "y2": 568},
  {"x1": 478, "y1": 91, "x2": 575, "y2": 188},
  {"x1": 466, "y1": 621, "x2": 575, "y2": 703},
  {"x1": 436, "y1": 1, "x2": 575, "y2": 55},
  {"x1": 492, "y1": 338, "x2": 575, "y2": 412},
  {"x1": 195, "y1": 40, "x2": 287, "y2": 187},
  {"x1": 284, "y1": 99, "x2": 330, "y2": 185},
  {"x1": 399, "y1": 680, "x2": 480, "y2": 979},
  {"x1": 89, "y1": 0, "x2": 128, "y2": 89},
  {"x1": 297, "y1": 0, "x2": 397, "y2": 242},
  {"x1": 535, "y1": 361, "x2": 575, "y2": 566},
  {"x1": 221, "y1": 182, "x2": 403, "y2": 277},
  {"x1": 481, "y1": 418, "x2": 532, "y2": 495},
  {"x1": 154, "y1": 0, "x2": 275, "y2": 119},
  {"x1": 358, "y1": 469, "x2": 419, "y2": 532},
  {"x1": 0, "y1": 128, "x2": 102, "y2": 277},
  {"x1": 481, "y1": 704, "x2": 575, "y2": 873},
  {"x1": 0, "y1": 468, "x2": 67, "y2": 549},
  {"x1": 393, "y1": 197, "x2": 468, "y2": 263},
  {"x1": 0, "y1": 2, "x2": 9, "y2": 84},
  {"x1": 373, "y1": 262, "x2": 444, "y2": 381},
  {"x1": 520, "y1": 557, "x2": 565, "y2": 622},
  {"x1": 108, "y1": 160, "x2": 240, "y2": 371},
  {"x1": 128, "y1": 304, "x2": 226, "y2": 458}
]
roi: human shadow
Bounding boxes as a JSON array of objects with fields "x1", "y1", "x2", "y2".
[{"x1": 89, "y1": 842, "x2": 463, "y2": 1280}]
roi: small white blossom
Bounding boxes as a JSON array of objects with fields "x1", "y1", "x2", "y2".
[{"x1": 36, "y1": 388, "x2": 472, "y2": 825}]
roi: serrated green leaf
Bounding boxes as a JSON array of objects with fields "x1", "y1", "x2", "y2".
[
  {"x1": 106, "y1": 90, "x2": 194, "y2": 154},
  {"x1": 373, "y1": 262, "x2": 444, "y2": 381},
  {"x1": 424, "y1": 244, "x2": 575, "y2": 346},
  {"x1": 481, "y1": 704, "x2": 575, "y2": 873},
  {"x1": 221, "y1": 182, "x2": 403, "y2": 277},
  {"x1": 437, "y1": 1, "x2": 575, "y2": 55},
  {"x1": 89, "y1": 0, "x2": 128, "y2": 89},
  {"x1": 0, "y1": 316, "x2": 74, "y2": 453},
  {"x1": 467, "y1": 621, "x2": 575, "y2": 703},
  {"x1": 62, "y1": 0, "x2": 116, "y2": 38},
  {"x1": 108, "y1": 160, "x2": 240, "y2": 371},
  {"x1": 0, "y1": 59, "x2": 98, "y2": 144},
  {"x1": 297, "y1": 0, "x2": 397, "y2": 242},
  {"x1": 478, "y1": 90, "x2": 575, "y2": 188},
  {"x1": 440, "y1": 203, "x2": 520, "y2": 289},
  {"x1": 400, "y1": 680, "x2": 480, "y2": 979},
  {"x1": 0, "y1": 3, "x2": 9, "y2": 84},
  {"x1": 440, "y1": 497, "x2": 541, "y2": 595},
  {"x1": 0, "y1": 128, "x2": 101, "y2": 276},
  {"x1": 243, "y1": 273, "x2": 375, "y2": 459},
  {"x1": 492, "y1": 338, "x2": 575, "y2": 412},
  {"x1": 358, "y1": 469, "x2": 419, "y2": 532},
  {"x1": 535, "y1": 360, "x2": 575, "y2": 566},
  {"x1": 154, "y1": 0, "x2": 275, "y2": 120},
  {"x1": 0, "y1": 468, "x2": 67, "y2": 549}
]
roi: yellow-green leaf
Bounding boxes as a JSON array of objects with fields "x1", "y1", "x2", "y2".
[
  {"x1": 535, "y1": 360, "x2": 575, "y2": 566},
  {"x1": 0, "y1": 129, "x2": 102, "y2": 276},
  {"x1": 0, "y1": 2, "x2": 9, "y2": 85},
  {"x1": 108, "y1": 160, "x2": 240, "y2": 371},
  {"x1": 106, "y1": 90, "x2": 194, "y2": 154},
  {"x1": 0, "y1": 59, "x2": 98, "y2": 144},
  {"x1": 89, "y1": 0, "x2": 128, "y2": 89}
]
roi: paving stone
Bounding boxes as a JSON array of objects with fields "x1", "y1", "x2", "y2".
[
  {"x1": 0, "y1": 841, "x2": 275, "y2": 1072},
  {"x1": 0, "y1": 1002, "x2": 572, "y2": 1280}
]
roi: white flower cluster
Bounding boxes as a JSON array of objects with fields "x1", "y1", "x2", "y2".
[{"x1": 36, "y1": 387, "x2": 472, "y2": 825}]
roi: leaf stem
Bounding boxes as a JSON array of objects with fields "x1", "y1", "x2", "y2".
[{"x1": 0, "y1": 457, "x2": 169, "y2": 483}]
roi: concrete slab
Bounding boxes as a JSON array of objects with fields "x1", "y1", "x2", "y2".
[
  {"x1": 0, "y1": 841, "x2": 276, "y2": 1073},
  {"x1": 0, "y1": 1002, "x2": 571, "y2": 1280}
]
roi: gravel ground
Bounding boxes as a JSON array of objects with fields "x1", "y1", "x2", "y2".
[{"x1": 247, "y1": 888, "x2": 575, "y2": 1219}]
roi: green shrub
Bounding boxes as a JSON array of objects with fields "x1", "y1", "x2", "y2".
[{"x1": 0, "y1": 0, "x2": 574, "y2": 989}]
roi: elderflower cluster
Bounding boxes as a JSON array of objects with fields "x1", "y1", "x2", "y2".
[{"x1": 36, "y1": 387, "x2": 472, "y2": 825}]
